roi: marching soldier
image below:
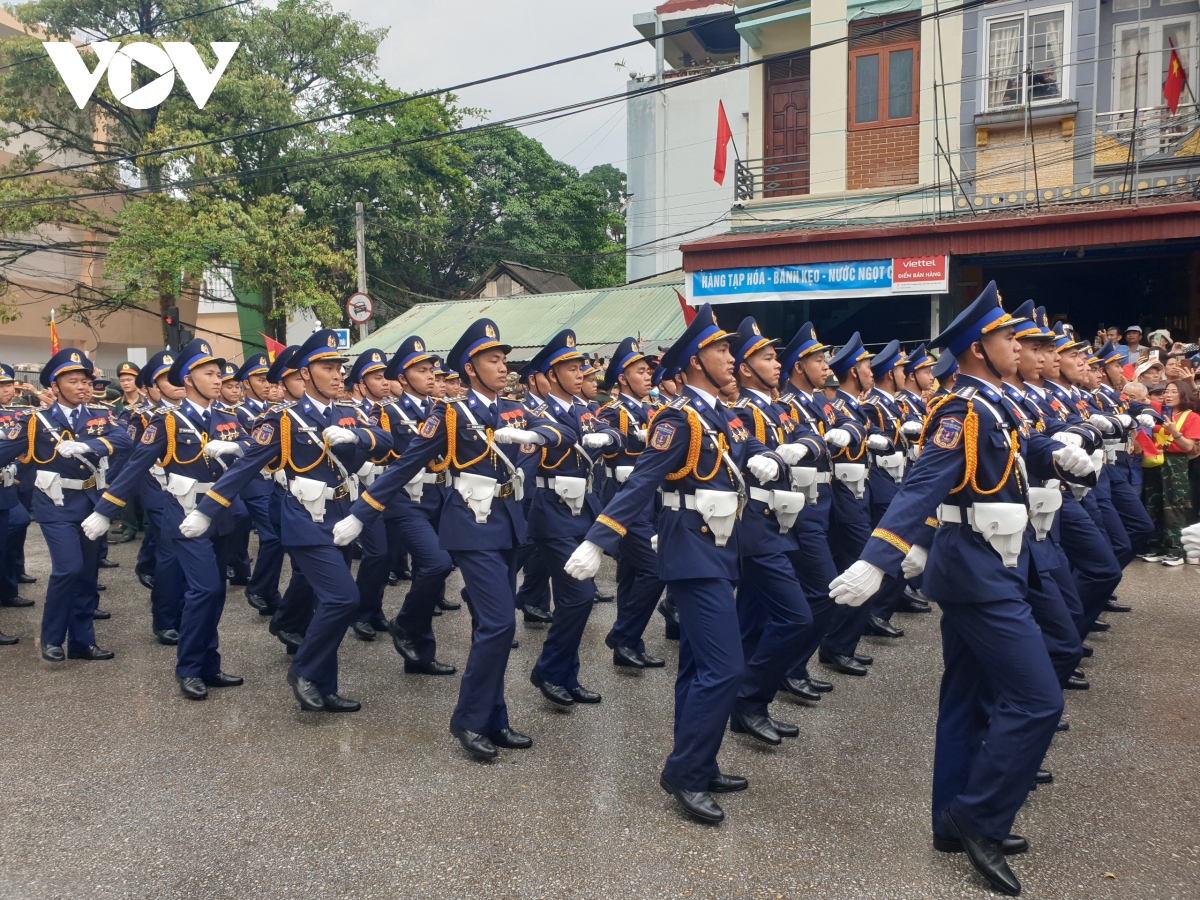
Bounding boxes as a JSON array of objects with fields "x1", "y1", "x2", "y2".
[{"x1": 0, "y1": 364, "x2": 32, "y2": 644}]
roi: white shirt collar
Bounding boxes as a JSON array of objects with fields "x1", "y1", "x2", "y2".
[
  {"x1": 406, "y1": 392, "x2": 429, "y2": 408},
  {"x1": 621, "y1": 391, "x2": 647, "y2": 405},
  {"x1": 56, "y1": 400, "x2": 80, "y2": 415},
  {"x1": 1025, "y1": 382, "x2": 1046, "y2": 398},
  {"x1": 472, "y1": 388, "x2": 498, "y2": 408},
  {"x1": 875, "y1": 386, "x2": 894, "y2": 400},
  {"x1": 185, "y1": 398, "x2": 211, "y2": 417},
  {"x1": 747, "y1": 387, "x2": 772, "y2": 403},
  {"x1": 687, "y1": 385, "x2": 718, "y2": 409},
  {"x1": 304, "y1": 392, "x2": 329, "y2": 415}
]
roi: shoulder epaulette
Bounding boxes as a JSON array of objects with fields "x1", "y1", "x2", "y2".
[
  {"x1": 334, "y1": 399, "x2": 360, "y2": 407},
  {"x1": 88, "y1": 402, "x2": 113, "y2": 410},
  {"x1": 667, "y1": 395, "x2": 690, "y2": 410},
  {"x1": 732, "y1": 396, "x2": 752, "y2": 408},
  {"x1": 270, "y1": 401, "x2": 297, "y2": 412},
  {"x1": 954, "y1": 385, "x2": 977, "y2": 399}
]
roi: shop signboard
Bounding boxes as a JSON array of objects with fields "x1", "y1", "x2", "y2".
[{"x1": 687, "y1": 256, "x2": 948, "y2": 303}]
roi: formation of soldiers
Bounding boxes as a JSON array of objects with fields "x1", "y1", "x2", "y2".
[{"x1": 0, "y1": 282, "x2": 1165, "y2": 896}]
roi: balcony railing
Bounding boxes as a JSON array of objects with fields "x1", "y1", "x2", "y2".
[
  {"x1": 1095, "y1": 103, "x2": 1200, "y2": 161},
  {"x1": 734, "y1": 154, "x2": 810, "y2": 201}
]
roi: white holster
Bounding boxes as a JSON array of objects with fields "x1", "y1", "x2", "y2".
[
  {"x1": 34, "y1": 470, "x2": 64, "y2": 507},
  {"x1": 614, "y1": 465, "x2": 634, "y2": 484},
  {"x1": 940, "y1": 502, "x2": 1027, "y2": 567},
  {"x1": 833, "y1": 462, "x2": 868, "y2": 500},
  {"x1": 290, "y1": 476, "x2": 331, "y2": 523},
  {"x1": 357, "y1": 461, "x2": 385, "y2": 488},
  {"x1": 1, "y1": 464, "x2": 15, "y2": 488},
  {"x1": 874, "y1": 451, "x2": 906, "y2": 484},
  {"x1": 1090, "y1": 449, "x2": 1106, "y2": 474},
  {"x1": 455, "y1": 472, "x2": 498, "y2": 524},
  {"x1": 165, "y1": 474, "x2": 213, "y2": 515},
  {"x1": 1027, "y1": 486, "x2": 1063, "y2": 541},
  {"x1": 1103, "y1": 440, "x2": 1121, "y2": 465},
  {"x1": 150, "y1": 465, "x2": 168, "y2": 490},
  {"x1": 550, "y1": 475, "x2": 588, "y2": 517},
  {"x1": 402, "y1": 467, "x2": 426, "y2": 503},
  {"x1": 906, "y1": 444, "x2": 921, "y2": 462},
  {"x1": 1070, "y1": 483, "x2": 1091, "y2": 501},
  {"x1": 788, "y1": 466, "x2": 820, "y2": 505},
  {"x1": 96, "y1": 457, "x2": 109, "y2": 490},
  {"x1": 273, "y1": 470, "x2": 288, "y2": 488},
  {"x1": 751, "y1": 487, "x2": 806, "y2": 534},
  {"x1": 692, "y1": 489, "x2": 740, "y2": 548}
]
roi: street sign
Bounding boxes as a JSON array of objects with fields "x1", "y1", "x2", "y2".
[
  {"x1": 346, "y1": 292, "x2": 374, "y2": 325},
  {"x1": 333, "y1": 328, "x2": 351, "y2": 351}
]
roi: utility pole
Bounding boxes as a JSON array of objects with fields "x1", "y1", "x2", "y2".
[{"x1": 355, "y1": 201, "x2": 370, "y2": 341}]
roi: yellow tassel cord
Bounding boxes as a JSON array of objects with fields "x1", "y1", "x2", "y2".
[
  {"x1": 263, "y1": 414, "x2": 327, "y2": 475},
  {"x1": 426, "y1": 404, "x2": 490, "y2": 474},
  {"x1": 665, "y1": 407, "x2": 727, "y2": 482},
  {"x1": 22, "y1": 415, "x2": 55, "y2": 464},
  {"x1": 157, "y1": 414, "x2": 208, "y2": 466},
  {"x1": 948, "y1": 401, "x2": 1021, "y2": 496}
]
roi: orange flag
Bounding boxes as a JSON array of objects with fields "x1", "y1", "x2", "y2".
[
  {"x1": 49, "y1": 310, "x2": 60, "y2": 354},
  {"x1": 714, "y1": 100, "x2": 734, "y2": 185}
]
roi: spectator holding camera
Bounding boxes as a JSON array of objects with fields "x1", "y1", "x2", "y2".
[{"x1": 1142, "y1": 380, "x2": 1200, "y2": 566}]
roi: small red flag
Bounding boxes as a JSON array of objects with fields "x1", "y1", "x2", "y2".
[
  {"x1": 674, "y1": 289, "x2": 697, "y2": 326},
  {"x1": 258, "y1": 331, "x2": 287, "y2": 363},
  {"x1": 1164, "y1": 46, "x2": 1187, "y2": 115},
  {"x1": 714, "y1": 100, "x2": 734, "y2": 185},
  {"x1": 49, "y1": 311, "x2": 60, "y2": 355}
]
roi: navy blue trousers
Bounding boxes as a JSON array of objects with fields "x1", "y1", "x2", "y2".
[
  {"x1": 1089, "y1": 472, "x2": 1133, "y2": 569},
  {"x1": 274, "y1": 556, "x2": 317, "y2": 636},
  {"x1": 243, "y1": 492, "x2": 284, "y2": 606},
  {"x1": 136, "y1": 503, "x2": 161, "y2": 578},
  {"x1": 174, "y1": 529, "x2": 231, "y2": 679},
  {"x1": 784, "y1": 489, "x2": 839, "y2": 681},
  {"x1": 289, "y1": 544, "x2": 359, "y2": 696},
  {"x1": 735, "y1": 552, "x2": 812, "y2": 716},
  {"x1": 228, "y1": 510, "x2": 252, "y2": 582},
  {"x1": 931, "y1": 597, "x2": 1063, "y2": 842},
  {"x1": 451, "y1": 549, "x2": 518, "y2": 734},
  {"x1": 607, "y1": 527, "x2": 663, "y2": 653},
  {"x1": 514, "y1": 538, "x2": 551, "y2": 613},
  {"x1": 1108, "y1": 465, "x2": 1154, "y2": 559},
  {"x1": 663, "y1": 577, "x2": 743, "y2": 792},
  {"x1": 1, "y1": 503, "x2": 28, "y2": 601},
  {"x1": 1059, "y1": 496, "x2": 1122, "y2": 637},
  {"x1": 40, "y1": 519, "x2": 100, "y2": 651},
  {"x1": 532, "y1": 535, "x2": 596, "y2": 690},
  {"x1": 150, "y1": 521, "x2": 184, "y2": 634},
  {"x1": 392, "y1": 507, "x2": 453, "y2": 663},
  {"x1": 1026, "y1": 564, "x2": 1084, "y2": 687},
  {"x1": 822, "y1": 482, "x2": 872, "y2": 658},
  {"x1": 355, "y1": 518, "x2": 390, "y2": 620}
]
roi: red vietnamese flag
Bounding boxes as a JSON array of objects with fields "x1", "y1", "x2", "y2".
[
  {"x1": 258, "y1": 331, "x2": 287, "y2": 363},
  {"x1": 713, "y1": 100, "x2": 733, "y2": 185},
  {"x1": 674, "y1": 289, "x2": 697, "y2": 325},
  {"x1": 1164, "y1": 45, "x2": 1187, "y2": 115},
  {"x1": 49, "y1": 310, "x2": 60, "y2": 354}
]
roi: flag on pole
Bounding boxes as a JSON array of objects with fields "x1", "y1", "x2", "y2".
[
  {"x1": 674, "y1": 289, "x2": 697, "y2": 326},
  {"x1": 714, "y1": 100, "x2": 734, "y2": 185},
  {"x1": 258, "y1": 331, "x2": 287, "y2": 363},
  {"x1": 1164, "y1": 43, "x2": 1187, "y2": 115},
  {"x1": 49, "y1": 309, "x2": 60, "y2": 354}
]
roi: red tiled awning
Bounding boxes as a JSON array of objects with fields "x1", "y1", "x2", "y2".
[{"x1": 681, "y1": 199, "x2": 1200, "y2": 271}]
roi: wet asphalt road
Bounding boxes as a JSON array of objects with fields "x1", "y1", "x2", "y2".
[{"x1": 0, "y1": 528, "x2": 1197, "y2": 899}]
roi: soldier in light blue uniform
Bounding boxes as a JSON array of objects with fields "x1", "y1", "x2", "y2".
[
  {"x1": 563, "y1": 303, "x2": 787, "y2": 825},
  {"x1": 829, "y1": 283, "x2": 1098, "y2": 896},
  {"x1": 0, "y1": 348, "x2": 131, "y2": 661}
]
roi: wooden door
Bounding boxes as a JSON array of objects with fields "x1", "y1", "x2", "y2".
[{"x1": 764, "y1": 54, "x2": 810, "y2": 197}]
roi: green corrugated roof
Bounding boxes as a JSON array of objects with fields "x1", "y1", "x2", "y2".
[{"x1": 350, "y1": 279, "x2": 688, "y2": 362}]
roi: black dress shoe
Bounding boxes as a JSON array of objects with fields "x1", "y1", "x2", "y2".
[
  {"x1": 0, "y1": 631, "x2": 18, "y2": 645},
  {"x1": 660, "y1": 776, "x2": 724, "y2": 824},
  {"x1": 522, "y1": 605, "x2": 553, "y2": 624},
  {"x1": 1056, "y1": 721, "x2": 1070, "y2": 732},
  {"x1": 1066, "y1": 674, "x2": 1090, "y2": 690},
  {"x1": 530, "y1": 671, "x2": 574, "y2": 706},
  {"x1": 18, "y1": 572, "x2": 36, "y2": 584},
  {"x1": 154, "y1": 629, "x2": 179, "y2": 646},
  {"x1": 511, "y1": 639, "x2": 519, "y2": 649},
  {"x1": 900, "y1": 587, "x2": 933, "y2": 612},
  {"x1": 0, "y1": 595, "x2": 33, "y2": 608},
  {"x1": 1089, "y1": 619, "x2": 1111, "y2": 633},
  {"x1": 394, "y1": 570, "x2": 412, "y2": 582},
  {"x1": 385, "y1": 619, "x2": 421, "y2": 664},
  {"x1": 1104, "y1": 596, "x2": 1132, "y2": 613},
  {"x1": 779, "y1": 677, "x2": 821, "y2": 703},
  {"x1": 203, "y1": 672, "x2": 244, "y2": 688},
  {"x1": 287, "y1": 672, "x2": 325, "y2": 711},
  {"x1": 941, "y1": 809, "x2": 1022, "y2": 896},
  {"x1": 658, "y1": 600, "x2": 680, "y2": 641},
  {"x1": 95, "y1": 584, "x2": 106, "y2": 592},
  {"x1": 366, "y1": 614, "x2": 389, "y2": 632},
  {"x1": 935, "y1": 833, "x2": 1028, "y2": 855},
  {"x1": 273, "y1": 629, "x2": 304, "y2": 651},
  {"x1": 640, "y1": 652, "x2": 666, "y2": 667},
  {"x1": 98, "y1": 558, "x2": 119, "y2": 569},
  {"x1": 437, "y1": 596, "x2": 462, "y2": 611},
  {"x1": 404, "y1": 659, "x2": 457, "y2": 676},
  {"x1": 612, "y1": 645, "x2": 646, "y2": 669},
  {"x1": 593, "y1": 589, "x2": 614, "y2": 603},
  {"x1": 730, "y1": 709, "x2": 781, "y2": 745},
  {"x1": 866, "y1": 615, "x2": 904, "y2": 638},
  {"x1": 708, "y1": 772, "x2": 748, "y2": 793},
  {"x1": 1034, "y1": 769, "x2": 1053, "y2": 784},
  {"x1": 769, "y1": 717, "x2": 799, "y2": 738},
  {"x1": 387, "y1": 571, "x2": 400, "y2": 586},
  {"x1": 431, "y1": 606, "x2": 442, "y2": 617},
  {"x1": 137, "y1": 572, "x2": 154, "y2": 590},
  {"x1": 1081, "y1": 644, "x2": 1094, "y2": 657},
  {"x1": 92, "y1": 608, "x2": 110, "y2": 619},
  {"x1": 351, "y1": 620, "x2": 376, "y2": 641},
  {"x1": 41, "y1": 644, "x2": 65, "y2": 662},
  {"x1": 450, "y1": 721, "x2": 498, "y2": 760},
  {"x1": 1073, "y1": 667, "x2": 1085, "y2": 679},
  {"x1": 569, "y1": 685, "x2": 602, "y2": 704},
  {"x1": 178, "y1": 677, "x2": 208, "y2": 700},
  {"x1": 819, "y1": 651, "x2": 868, "y2": 676},
  {"x1": 488, "y1": 728, "x2": 533, "y2": 749},
  {"x1": 322, "y1": 694, "x2": 361, "y2": 712},
  {"x1": 807, "y1": 677, "x2": 834, "y2": 692},
  {"x1": 853, "y1": 652, "x2": 873, "y2": 665},
  {"x1": 67, "y1": 644, "x2": 114, "y2": 660},
  {"x1": 112, "y1": 530, "x2": 137, "y2": 544},
  {"x1": 245, "y1": 592, "x2": 269, "y2": 613}
]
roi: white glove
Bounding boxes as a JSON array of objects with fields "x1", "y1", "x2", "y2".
[
  {"x1": 1088, "y1": 415, "x2": 1114, "y2": 434},
  {"x1": 1116, "y1": 414, "x2": 1132, "y2": 429},
  {"x1": 747, "y1": 454, "x2": 780, "y2": 483},
  {"x1": 564, "y1": 540, "x2": 603, "y2": 580},
  {"x1": 1137, "y1": 414, "x2": 1156, "y2": 428},
  {"x1": 1052, "y1": 431, "x2": 1083, "y2": 448},
  {"x1": 322, "y1": 425, "x2": 358, "y2": 446},
  {"x1": 823, "y1": 428, "x2": 851, "y2": 449},
  {"x1": 1053, "y1": 445, "x2": 1095, "y2": 477},
  {"x1": 866, "y1": 434, "x2": 890, "y2": 452},
  {"x1": 633, "y1": 427, "x2": 648, "y2": 443},
  {"x1": 650, "y1": 534, "x2": 658, "y2": 553},
  {"x1": 493, "y1": 426, "x2": 543, "y2": 445},
  {"x1": 1181, "y1": 523, "x2": 1200, "y2": 555},
  {"x1": 332, "y1": 514, "x2": 364, "y2": 546},
  {"x1": 829, "y1": 560, "x2": 885, "y2": 607},
  {"x1": 179, "y1": 510, "x2": 211, "y2": 538},
  {"x1": 582, "y1": 433, "x2": 613, "y2": 449},
  {"x1": 775, "y1": 443, "x2": 809, "y2": 465},
  {"x1": 901, "y1": 421, "x2": 923, "y2": 437},
  {"x1": 56, "y1": 440, "x2": 91, "y2": 459},
  {"x1": 901, "y1": 544, "x2": 928, "y2": 580},
  {"x1": 204, "y1": 440, "x2": 244, "y2": 459},
  {"x1": 81, "y1": 511, "x2": 110, "y2": 542}
]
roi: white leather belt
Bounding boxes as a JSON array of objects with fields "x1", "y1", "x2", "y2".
[
  {"x1": 814, "y1": 472, "x2": 832, "y2": 484},
  {"x1": 936, "y1": 501, "x2": 1028, "y2": 567},
  {"x1": 421, "y1": 471, "x2": 446, "y2": 484},
  {"x1": 748, "y1": 486, "x2": 772, "y2": 503},
  {"x1": 60, "y1": 477, "x2": 94, "y2": 491},
  {"x1": 452, "y1": 475, "x2": 517, "y2": 499}
]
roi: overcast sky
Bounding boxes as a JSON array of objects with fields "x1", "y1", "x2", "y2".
[{"x1": 332, "y1": 0, "x2": 659, "y2": 175}]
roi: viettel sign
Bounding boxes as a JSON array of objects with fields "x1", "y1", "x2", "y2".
[{"x1": 44, "y1": 41, "x2": 239, "y2": 110}]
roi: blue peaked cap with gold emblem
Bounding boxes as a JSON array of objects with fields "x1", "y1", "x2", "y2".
[
  {"x1": 135, "y1": 350, "x2": 174, "y2": 389},
  {"x1": 1053, "y1": 321, "x2": 1088, "y2": 353},
  {"x1": 0, "y1": 363, "x2": 14, "y2": 384},
  {"x1": 347, "y1": 348, "x2": 388, "y2": 386},
  {"x1": 730, "y1": 316, "x2": 779, "y2": 368},
  {"x1": 237, "y1": 353, "x2": 270, "y2": 381},
  {"x1": 1096, "y1": 340, "x2": 1124, "y2": 365},
  {"x1": 168, "y1": 338, "x2": 225, "y2": 387},
  {"x1": 267, "y1": 345, "x2": 301, "y2": 384},
  {"x1": 387, "y1": 335, "x2": 434, "y2": 380},
  {"x1": 448, "y1": 319, "x2": 510, "y2": 383},
  {"x1": 660, "y1": 302, "x2": 731, "y2": 381},
  {"x1": 581, "y1": 355, "x2": 599, "y2": 378},
  {"x1": 829, "y1": 332, "x2": 872, "y2": 378},
  {"x1": 606, "y1": 336, "x2": 647, "y2": 388},
  {"x1": 870, "y1": 339, "x2": 904, "y2": 377},
  {"x1": 531, "y1": 329, "x2": 584, "y2": 376},
  {"x1": 904, "y1": 343, "x2": 935, "y2": 377},
  {"x1": 296, "y1": 329, "x2": 348, "y2": 370},
  {"x1": 778, "y1": 321, "x2": 830, "y2": 387},
  {"x1": 931, "y1": 352, "x2": 958, "y2": 380},
  {"x1": 1011, "y1": 300, "x2": 1048, "y2": 341},
  {"x1": 40, "y1": 347, "x2": 94, "y2": 388},
  {"x1": 220, "y1": 362, "x2": 238, "y2": 382},
  {"x1": 933, "y1": 281, "x2": 1027, "y2": 358}
]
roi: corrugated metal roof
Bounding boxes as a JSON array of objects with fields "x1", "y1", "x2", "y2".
[{"x1": 350, "y1": 279, "x2": 688, "y2": 362}]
